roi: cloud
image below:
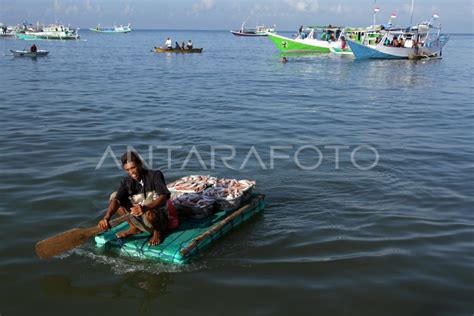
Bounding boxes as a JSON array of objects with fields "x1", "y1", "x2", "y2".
[
  {"x1": 65, "y1": 5, "x2": 79, "y2": 15},
  {"x1": 51, "y1": 0, "x2": 80, "y2": 16},
  {"x1": 85, "y1": 0, "x2": 102, "y2": 14},
  {"x1": 285, "y1": 0, "x2": 320, "y2": 13},
  {"x1": 53, "y1": 0, "x2": 61, "y2": 11},
  {"x1": 192, "y1": 0, "x2": 215, "y2": 14},
  {"x1": 124, "y1": 3, "x2": 134, "y2": 17}
]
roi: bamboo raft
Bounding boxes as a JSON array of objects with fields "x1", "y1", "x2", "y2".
[{"x1": 94, "y1": 194, "x2": 265, "y2": 264}]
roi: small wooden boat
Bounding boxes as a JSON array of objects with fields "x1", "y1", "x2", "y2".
[
  {"x1": 10, "y1": 49, "x2": 49, "y2": 57},
  {"x1": 154, "y1": 47, "x2": 203, "y2": 53},
  {"x1": 95, "y1": 194, "x2": 265, "y2": 264}
]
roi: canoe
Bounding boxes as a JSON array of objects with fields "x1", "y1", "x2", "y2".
[
  {"x1": 10, "y1": 49, "x2": 49, "y2": 57},
  {"x1": 95, "y1": 194, "x2": 265, "y2": 264},
  {"x1": 154, "y1": 47, "x2": 203, "y2": 53}
]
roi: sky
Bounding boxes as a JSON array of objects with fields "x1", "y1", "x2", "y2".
[{"x1": 0, "y1": 0, "x2": 472, "y2": 33}]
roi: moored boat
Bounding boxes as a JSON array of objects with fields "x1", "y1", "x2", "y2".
[
  {"x1": 15, "y1": 24, "x2": 79, "y2": 40},
  {"x1": 154, "y1": 47, "x2": 203, "y2": 53},
  {"x1": 347, "y1": 18, "x2": 448, "y2": 59},
  {"x1": 267, "y1": 26, "x2": 351, "y2": 54},
  {"x1": 10, "y1": 49, "x2": 49, "y2": 57},
  {"x1": 90, "y1": 23, "x2": 132, "y2": 33},
  {"x1": 230, "y1": 22, "x2": 276, "y2": 36}
]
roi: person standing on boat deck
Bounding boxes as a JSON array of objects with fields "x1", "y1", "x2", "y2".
[
  {"x1": 165, "y1": 37, "x2": 172, "y2": 49},
  {"x1": 98, "y1": 151, "x2": 171, "y2": 246}
]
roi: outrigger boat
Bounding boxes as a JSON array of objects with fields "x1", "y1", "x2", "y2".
[
  {"x1": 10, "y1": 49, "x2": 49, "y2": 57},
  {"x1": 15, "y1": 24, "x2": 79, "y2": 40},
  {"x1": 346, "y1": 1, "x2": 448, "y2": 59},
  {"x1": 230, "y1": 22, "x2": 276, "y2": 36},
  {"x1": 266, "y1": 25, "x2": 352, "y2": 54},
  {"x1": 154, "y1": 47, "x2": 203, "y2": 53},
  {"x1": 347, "y1": 19, "x2": 448, "y2": 59},
  {"x1": 90, "y1": 23, "x2": 132, "y2": 33}
]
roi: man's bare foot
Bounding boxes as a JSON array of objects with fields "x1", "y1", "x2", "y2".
[
  {"x1": 148, "y1": 230, "x2": 161, "y2": 246},
  {"x1": 116, "y1": 227, "x2": 141, "y2": 239}
]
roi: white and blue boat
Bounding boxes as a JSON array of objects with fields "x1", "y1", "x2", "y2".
[
  {"x1": 347, "y1": 19, "x2": 447, "y2": 59},
  {"x1": 347, "y1": 0, "x2": 448, "y2": 60},
  {"x1": 90, "y1": 24, "x2": 132, "y2": 33}
]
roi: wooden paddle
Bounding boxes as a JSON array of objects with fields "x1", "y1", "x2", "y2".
[{"x1": 35, "y1": 214, "x2": 130, "y2": 259}]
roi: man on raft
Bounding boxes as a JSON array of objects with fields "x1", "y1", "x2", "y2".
[{"x1": 98, "y1": 151, "x2": 171, "y2": 246}]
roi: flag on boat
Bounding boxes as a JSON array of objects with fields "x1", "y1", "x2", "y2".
[
  {"x1": 374, "y1": 6, "x2": 380, "y2": 13},
  {"x1": 390, "y1": 12, "x2": 397, "y2": 19},
  {"x1": 432, "y1": 13, "x2": 439, "y2": 19}
]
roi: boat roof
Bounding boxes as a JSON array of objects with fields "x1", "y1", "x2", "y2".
[{"x1": 307, "y1": 25, "x2": 344, "y2": 31}]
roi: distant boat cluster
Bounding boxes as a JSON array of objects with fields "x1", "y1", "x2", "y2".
[
  {"x1": 233, "y1": 1, "x2": 448, "y2": 60},
  {"x1": 0, "y1": 21, "x2": 133, "y2": 41},
  {"x1": 1, "y1": 0, "x2": 449, "y2": 60}
]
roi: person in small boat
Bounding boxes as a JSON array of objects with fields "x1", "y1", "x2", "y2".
[
  {"x1": 181, "y1": 41, "x2": 187, "y2": 50},
  {"x1": 165, "y1": 37, "x2": 172, "y2": 49},
  {"x1": 175, "y1": 41, "x2": 181, "y2": 50},
  {"x1": 186, "y1": 40, "x2": 193, "y2": 49},
  {"x1": 30, "y1": 44, "x2": 37, "y2": 53},
  {"x1": 98, "y1": 151, "x2": 172, "y2": 246}
]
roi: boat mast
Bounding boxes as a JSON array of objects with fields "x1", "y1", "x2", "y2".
[
  {"x1": 373, "y1": 0, "x2": 379, "y2": 26},
  {"x1": 410, "y1": 0, "x2": 415, "y2": 25}
]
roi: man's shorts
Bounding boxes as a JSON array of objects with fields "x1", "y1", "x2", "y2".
[{"x1": 109, "y1": 192, "x2": 168, "y2": 233}]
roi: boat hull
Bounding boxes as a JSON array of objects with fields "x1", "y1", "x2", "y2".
[
  {"x1": 15, "y1": 32, "x2": 79, "y2": 40},
  {"x1": 267, "y1": 33, "x2": 337, "y2": 53},
  {"x1": 90, "y1": 28, "x2": 131, "y2": 33},
  {"x1": 230, "y1": 30, "x2": 268, "y2": 37},
  {"x1": 329, "y1": 47, "x2": 354, "y2": 56},
  {"x1": 154, "y1": 47, "x2": 203, "y2": 53},
  {"x1": 347, "y1": 40, "x2": 403, "y2": 59},
  {"x1": 10, "y1": 49, "x2": 49, "y2": 57},
  {"x1": 95, "y1": 194, "x2": 265, "y2": 264},
  {"x1": 347, "y1": 38, "x2": 446, "y2": 60}
]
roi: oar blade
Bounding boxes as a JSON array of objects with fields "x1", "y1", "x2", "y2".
[{"x1": 35, "y1": 227, "x2": 96, "y2": 259}]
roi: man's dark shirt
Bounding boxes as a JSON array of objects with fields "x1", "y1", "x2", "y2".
[{"x1": 115, "y1": 169, "x2": 170, "y2": 209}]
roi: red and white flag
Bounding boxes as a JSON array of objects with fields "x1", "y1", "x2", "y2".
[
  {"x1": 374, "y1": 6, "x2": 380, "y2": 13},
  {"x1": 390, "y1": 12, "x2": 397, "y2": 19},
  {"x1": 432, "y1": 13, "x2": 439, "y2": 19}
]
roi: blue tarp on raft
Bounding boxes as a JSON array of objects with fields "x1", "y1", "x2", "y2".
[{"x1": 94, "y1": 194, "x2": 265, "y2": 264}]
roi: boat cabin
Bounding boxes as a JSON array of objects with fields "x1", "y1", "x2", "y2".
[{"x1": 297, "y1": 25, "x2": 344, "y2": 41}]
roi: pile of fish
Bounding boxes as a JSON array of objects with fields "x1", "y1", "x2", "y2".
[
  {"x1": 169, "y1": 176, "x2": 256, "y2": 218},
  {"x1": 167, "y1": 175, "x2": 216, "y2": 193},
  {"x1": 204, "y1": 179, "x2": 256, "y2": 201}
]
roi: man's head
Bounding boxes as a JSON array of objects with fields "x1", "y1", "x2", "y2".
[{"x1": 121, "y1": 151, "x2": 143, "y2": 181}]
